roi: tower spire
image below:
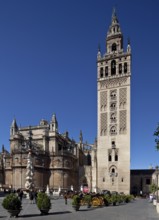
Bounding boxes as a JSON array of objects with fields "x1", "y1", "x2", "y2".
[
  {"x1": 112, "y1": 7, "x2": 118, "y2": 24},
  {"x1": 97, "y1": 43, "x2": 101, "y2": 59},
  {"x1": 127, "y1": 37, "x2": 131, "y2": 52},
  {"x1": 50, "y1": 113, "x2": 58, "y2": 132},
  {"x1": 107, "y1": 7, "x2": 121, "y2": 36},
  {"x1": 10, "y1": 118, "x2": 18, "y2": 135},
  {"x1": 79, "y1": 130, "x2": 83, "y2": 143},
  {"x1": 106, "y1": 9, "x2": 123, "y2": 53}
]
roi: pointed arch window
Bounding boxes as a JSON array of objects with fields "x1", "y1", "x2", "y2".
[
  {"x1": 87, "y1": 153, "x2": 91, "y2": 166},
  {"x1": 110, "y1": 126, "x2": 117, "y2": 135},
  {"x1": 124, "y1": 63, "x2": 127, "y2": 73},
  {"x1": 105, "y1": 66, "x2": 108, "y2": 77},
  {"x1": 119, "y1": 63, "x2": 122, "y2": 74},
  {"x1": 110, "y1": 113, "x2": 116, "y2": 123},
  {"x1": 110, "y1": 90, "x2": 117, "y2": 100},
  {"x1": 110, "y1": 102, "x2": 116, "y2": 111},
  {"x1": 112, "y1": 141, "x2": 116, "y2": 148},
  {"x1": 115, "y1": 154, "x2": 118, "y2": 161},
  {"x1": 112, "y1": 43, "x2": 117, "y2": 51},
  {"x1": 100, "y1": 67, "x2": 104, "y2": 78},
  {"x1": 108, "y1": 154, "x2": 112, "y2": 161},
  {"x1": 111, "y1": 60, "x2": 116, "y2": 75},
  {"x1": 112, "y1": 168, "x2": 115, "y2": 173}
]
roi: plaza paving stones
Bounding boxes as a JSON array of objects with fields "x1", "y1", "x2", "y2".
[{"x1": 0, "y1": 197, "x2": 159, "y2": 220}]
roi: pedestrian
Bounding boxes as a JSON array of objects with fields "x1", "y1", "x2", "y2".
[
  {"x1": 18, "y1": 189, "x2": 23, "y2": 202},
  {"x1": 34, "y1": 190, "x2": 37, "y2": 204},
  {"x1": 149, "y1": 194, "x2": 153, "y2": 203},
  {"x1": 29, "y1": 190, "x2": 34, "y2": 204},
  {"x1": 64, "y1": 193, "x2": 68, "y2": 205}
]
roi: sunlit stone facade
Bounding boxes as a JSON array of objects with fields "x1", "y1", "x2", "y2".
[
  {"x1": 96, "y1": 9, "x2": 131, "y2": 193},
  {"x1": 0, "y1": 9, "x2": 132, "y2": 194}
]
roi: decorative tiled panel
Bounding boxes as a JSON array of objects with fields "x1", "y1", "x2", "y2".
[
  {"x1": 119, "y1": 88, "x2": 127, "y2": 109},
  {"x1": 100, "y1": 113, "x2": 107, "y2": 136},
  {"x1": 100, "y1": 91, "x2": 107, "y2": 111},
  {"x1": 119, "y1": 110, "x2": 127, "y2": 134}
]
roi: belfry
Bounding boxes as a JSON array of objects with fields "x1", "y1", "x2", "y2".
[{"x1": 96, "y1": 8, "x2": 131, "y2": 193}]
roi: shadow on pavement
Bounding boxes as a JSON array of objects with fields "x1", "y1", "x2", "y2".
[{"x1": 20, "y1": 211, "x2": 72, "y2": 218}]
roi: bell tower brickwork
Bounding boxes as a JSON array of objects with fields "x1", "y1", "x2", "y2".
[{"x1": 96, "y1": 9, "x2": 131, "y2": 194}]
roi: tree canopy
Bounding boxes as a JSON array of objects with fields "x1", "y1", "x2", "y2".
[
  {"x1": 154, "y1": 123, "x2": 159, "y2": 150},
  {"x1": 149, "y1": 183, "x2": 159, "y2": 194}
]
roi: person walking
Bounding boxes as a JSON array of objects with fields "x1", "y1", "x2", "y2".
[
  {"x1": 18, "y1": 189, "x2": 23, "y2": 202},
  {"x1": 33, "y1": 190, "x2": 38, "y2": 204},
  {"x1": 64, "y1": 192, "x2": 68, "y2": 205},
  {"x1": 29, "y1": 190, "x2": 34, "y2": 204}
]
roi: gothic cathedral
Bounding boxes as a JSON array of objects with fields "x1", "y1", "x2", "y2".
[
  {"x1": 0, "y1": 9, "x2": 131, "y2": 194},
  {"x1": 96, "y1": 9, "x2": 131, "y2": 193}
]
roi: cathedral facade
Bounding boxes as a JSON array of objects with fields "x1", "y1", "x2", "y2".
[
  {"x1": 0, "y1": 9, "x2": 131, "y2": 194},
  {"x1": 1, "y1": 114, "x2": 94, "y2": 192}
]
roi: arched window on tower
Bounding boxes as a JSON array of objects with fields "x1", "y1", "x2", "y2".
[
  {"x1": 110, "y1": 102, "x2": 116, "y2": 111},
  {"x1": 112, "y1": 168, "x2": 115, "y2": 174},
  {"x1": 124, "y1": 63, "x2": 127, "y2": 73},
  {"x1": 105, "y1": 66, "x2": 108, "y2": 77},
  {"x1": 110, "y1": 126, "x2": 117, "y2": 135},
  {"x1": 111, "y1": 60, "x2": 116, "y2": 75},
  {"x1": 115, "y1": 154, "x2": 118, "y2": 161},
  {"x1": 119, "y1": 63, "x2": 122, "y2": 74},
  {"x1": 110, "y1": 113, "x2": 116, "y2": 123},
  {"x1": 110, "y1": 90, "x2": 117, "y2": 100},
  {"x1": 87, "y1": 153, "x2": 92, "y2": 166},
  {"x1": 112, "y1": 43, "x2": 117, "y2": 52},
  {"x1": 108, "y1": 154, "x2": 112, "y2": 162},
  {"x1": 100, "y1": 67, "x2": 104, "y2": 78},
  {"x1": 112, "y1": 141, "x2": 116, "y2": 148}
]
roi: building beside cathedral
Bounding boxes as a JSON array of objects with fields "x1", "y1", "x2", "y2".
[{"x1": 0, "y1": 9, "x2": 140, "y2": 194}]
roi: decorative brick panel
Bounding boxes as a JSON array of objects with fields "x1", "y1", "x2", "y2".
[
  {"x1": 100, "y1": 113, "x2": 107, "y2": 136},
  {"x1": 100, "y1": 91, "x2": 107, "y2": 111},
  {"x1": 119, "y1": 110, "x2": 127, "y2": 134},
  {"x1": 119, "y1": 88, "x2": 127, "y2": 109}
]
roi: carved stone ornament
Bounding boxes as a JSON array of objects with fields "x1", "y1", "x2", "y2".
[{"x1": 100, "y1": 77, "x2": 128, "y2": 89}]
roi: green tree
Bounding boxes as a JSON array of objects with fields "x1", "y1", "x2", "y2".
[
  {"x1": 149, "y1": 183, "x2": 158, "y2": 194},
  {"x1": 154, "y1": 123, "x2": 159, "y2": 150}
]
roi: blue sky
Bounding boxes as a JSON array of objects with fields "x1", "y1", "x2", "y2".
[{"x1": 0, "y1": 0, "x2": 159, "y2": 169}]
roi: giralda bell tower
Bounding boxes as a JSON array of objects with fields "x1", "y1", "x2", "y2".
[{"x1": 96, "y1": 9, "x2": 131, "y2": 194}]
